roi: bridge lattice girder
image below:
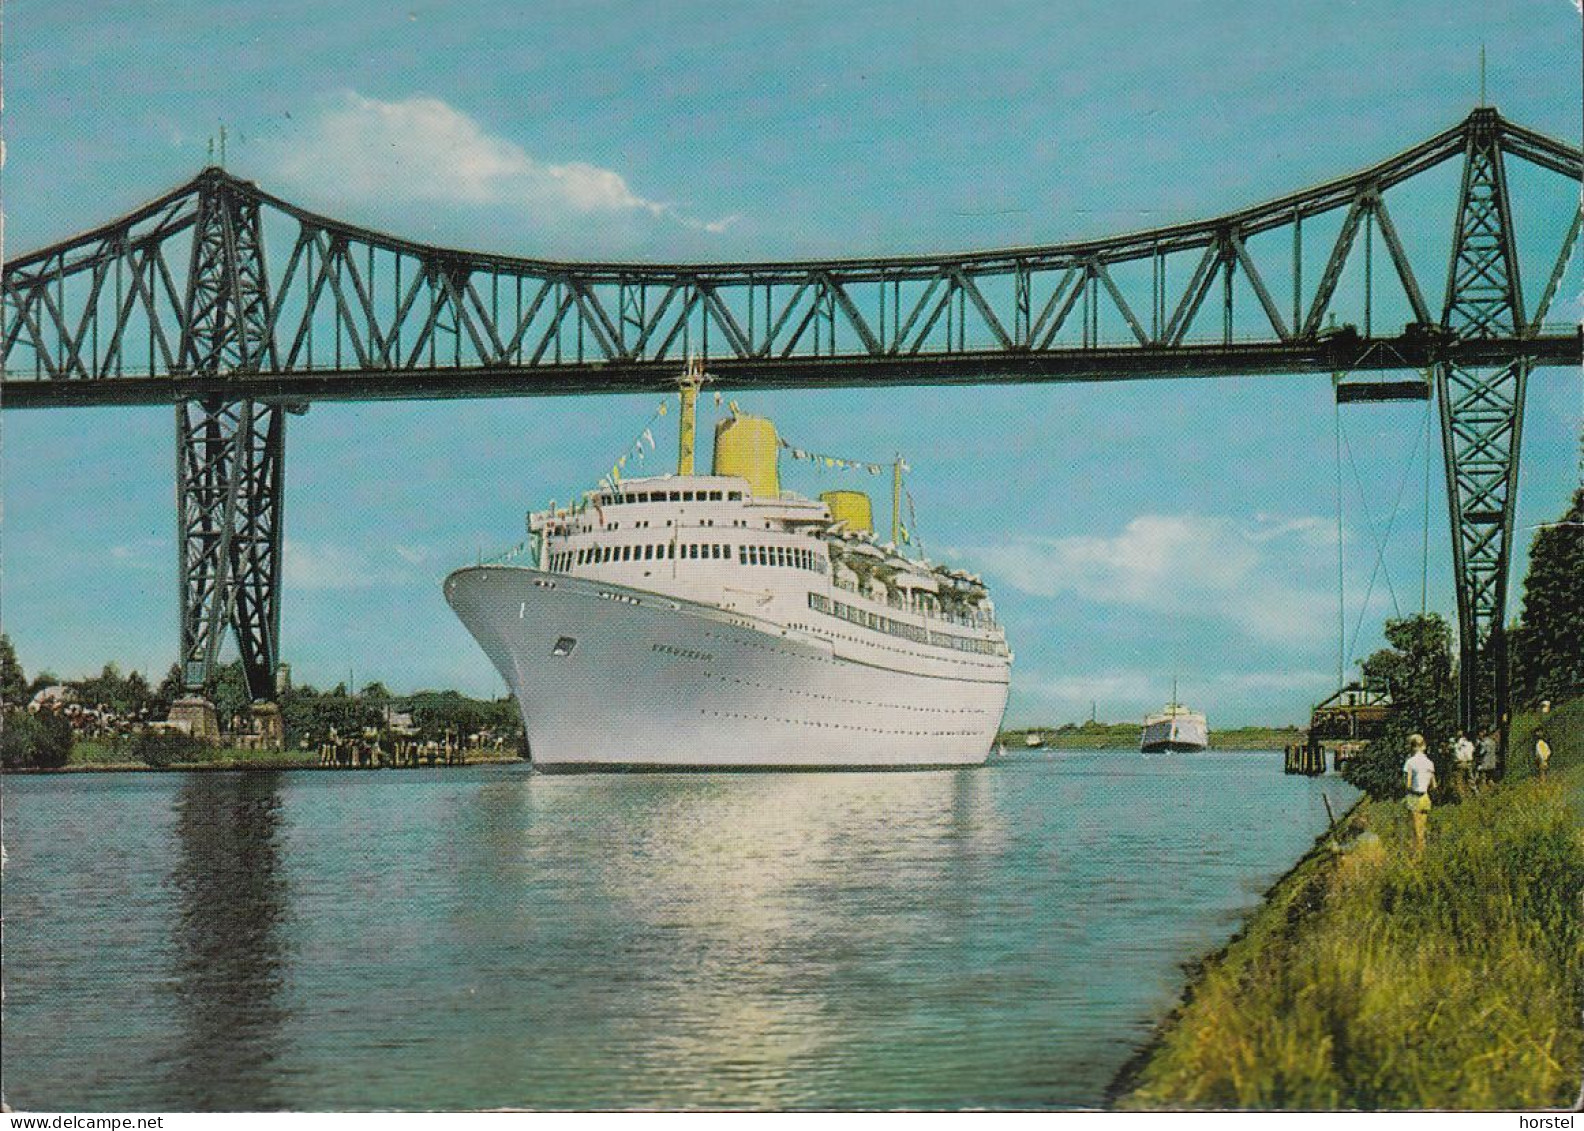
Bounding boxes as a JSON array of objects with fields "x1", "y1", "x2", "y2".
[
  {"x1": 1, "y1": 108, "x2": 1580, "y2": 720},
  {"x1": 3, "y1": 108, "x2": 1578, "y2": 406}
]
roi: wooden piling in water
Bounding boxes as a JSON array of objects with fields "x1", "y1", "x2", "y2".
[
  {"x1": 306, "y1": 731, "x2": 492, "y2": 770},
  {"x1": 1284, "y1": 739, "x2": 1327, "y2": 776}
]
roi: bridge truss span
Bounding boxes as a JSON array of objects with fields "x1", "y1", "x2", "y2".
[{"x1": 4, "y1": 108, "x2": 1578, "y2": 405}]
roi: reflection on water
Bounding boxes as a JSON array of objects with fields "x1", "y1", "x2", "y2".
[
  {"x1": 2, "y1": 753, "x2": 1351, "y2": 1110},
  {"x1": 516, "y1": 771, "x2": 1004, "y2": 1109},
  {"x1": 165, "y1": 773, "x2": 289, "y2": 1110}
]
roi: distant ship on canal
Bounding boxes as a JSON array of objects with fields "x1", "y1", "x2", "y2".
[
  {"x1": 445, "y1": 361, "x2": 1012, "y2": 771},
  {"x1": 1140, "y1": 682, "x2": 1209, "y2": 752}
]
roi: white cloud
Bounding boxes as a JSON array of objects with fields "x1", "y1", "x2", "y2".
[
  {"x1": 283, "y1": 540, "x2": 415, "y2": 591},
  {"x1": 1247, "y1": 513, "x2": 1333, "y2": 547},
  {"x1": 966, "y1": 512, "x2": 1334, "y2": 643},
  {"x1": 268, "y1": 91, "x2": 732, "y2": 232}
]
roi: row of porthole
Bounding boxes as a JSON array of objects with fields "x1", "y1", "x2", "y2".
[
  {"x1": 653, "y1": 643, "x2": 713, "y2": 662},
  {"x1": 699, "y1": 708, "x2": 983, "y2": 737}
]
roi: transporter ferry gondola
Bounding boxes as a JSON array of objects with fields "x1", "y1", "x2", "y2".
[{"x1": 445, "y1": 363, "x2": 1012, "y2": 771}]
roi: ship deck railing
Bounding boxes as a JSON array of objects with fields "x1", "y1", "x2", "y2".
[{"x1": 830, "y1": 578, "x2": 999, "y2": 632}]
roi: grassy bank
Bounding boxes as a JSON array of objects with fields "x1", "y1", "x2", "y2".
[
  {"x1": 998, "y1": 723, "x2": 1304, "y2": 750},
  {"x1": 1116, "y1": 696, "x2": 1584, "y2": 1110}
]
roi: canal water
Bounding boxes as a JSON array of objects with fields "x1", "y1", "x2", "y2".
[{"x1": 2, "y1": 750, "x2": 1352, "y2": 1111}]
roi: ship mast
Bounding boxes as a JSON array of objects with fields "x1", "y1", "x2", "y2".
[
  {"x1": 891, "y1": 456, "x2": 903, "y2": 545},
  {"x1": 677, "y1": 357, "x2": 705, "y2": 475}
]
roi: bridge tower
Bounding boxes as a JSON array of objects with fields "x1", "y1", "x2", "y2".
[
  {"x1": 175, "y1": 170, "x2": 286, "y2": 707},
  {"x1": 1437, "y1": 108, "x2": 1530, "y2": 762}
]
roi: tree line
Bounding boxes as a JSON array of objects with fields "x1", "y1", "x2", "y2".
[
  {"x1": 0, "y1": 646, "x2": 522, "y2": 768},
  {"x1": 1342, "y1": 486, "x2": 1583, "y2": 799}
]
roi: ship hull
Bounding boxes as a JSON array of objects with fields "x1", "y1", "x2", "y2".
[
  {"x1": 446, "y1": 566, "x2": 1010, "y2": 770},
  {"x1": 1139, "y1": 716, "x2": 1209, "y2": 753}
]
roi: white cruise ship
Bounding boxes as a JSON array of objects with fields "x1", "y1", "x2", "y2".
[
  {"x1": 445, "y1": 366, "x2": 1013, "y2": 771},
  {"x1": 1140, "y1": 683, "x2": 1209, "y2": 752}
]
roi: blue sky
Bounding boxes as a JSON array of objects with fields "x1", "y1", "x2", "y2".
[{"x1": 3, "y1": 0, "x2": 1580, "y2": 726}]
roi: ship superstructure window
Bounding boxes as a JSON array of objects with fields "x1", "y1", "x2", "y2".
[
  {"x1": 732, "y1": 544, "x2": 827, "y2": 573},
  {"x1": 576, "y1": 536, "x2": 830, "y2": 573},
  {"x1": 808, "y1": 593, "x2": 1004, "y2": 655}
]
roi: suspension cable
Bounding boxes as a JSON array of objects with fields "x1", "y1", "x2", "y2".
[{"x1": 1342, "y1": 401, "x2": 1433, "y2": 663}]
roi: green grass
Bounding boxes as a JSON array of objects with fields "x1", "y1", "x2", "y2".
[{"x1": 1117, "y1": 696, "x2": 1584, "y2": 1111}]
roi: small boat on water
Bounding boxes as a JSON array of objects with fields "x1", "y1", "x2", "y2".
[
  {"x1": 1140, "y1": 681, "x2": 1209, "y2": 752},
  {"x1": 1024, "y1": 731, "x2": 1044, "y2": 748}
]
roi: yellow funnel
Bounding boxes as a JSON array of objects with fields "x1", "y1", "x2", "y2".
[
  {"x1": 821, "y1": 490, "x2": 873, "y2": 534},
  {"x1": 713, "y1": 414, "x2": 780, "y2": 497}
]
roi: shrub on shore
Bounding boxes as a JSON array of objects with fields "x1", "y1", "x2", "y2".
[
  {"x1": 1, "y1": 710, "x2": 73, "y2": 768},
  {"x1": 1342, "y1": 614, "x2": 1458, "y2": 801}
]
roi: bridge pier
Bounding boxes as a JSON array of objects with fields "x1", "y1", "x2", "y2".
[
  {"x1": 174, "y1": 173, "x2": 286, "y2": 704},
  {"x1": 168, "y1": 695, "x2": 222, "y2": 744},
  {"x1": 177, "y1": 398, "x2": 285, "y2": 702},
  {"x1": 1436, "y1": 108, "x2": 1532, "y2": 767}
]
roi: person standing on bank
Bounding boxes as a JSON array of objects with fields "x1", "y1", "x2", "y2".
[
  {"x1": 1476, "y1": 729, "x2": 1499, "y2": 782},
  {"x1": 1403, "y1": 734, "x2": 1436, "y2": 850},
  {"x1": 1452, "y1": 732, "x2": 1475, "y2": 794},
  {"x1": 1534, "y1": 729, "x2": 1552, "y2": 780}
]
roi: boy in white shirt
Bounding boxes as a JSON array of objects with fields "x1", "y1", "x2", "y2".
[{"x1": 1402, "y1": 733, "x2": 1437, "y2": 850}]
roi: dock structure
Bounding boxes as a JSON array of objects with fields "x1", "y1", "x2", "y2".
[
  {"x1": 314, "y1": 728, "x2": 509, "y2": 769},
  {"x1": 1303, "y1": 681, "x2": 1396, "y2": 773},
  {"x1": 1284, "y1": 741, "x2": 1327, "y2": 776}
]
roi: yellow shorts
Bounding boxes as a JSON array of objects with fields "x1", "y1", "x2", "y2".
[{"x1": 1404, "y1": 792, "x2": 1431, "y2": 813}]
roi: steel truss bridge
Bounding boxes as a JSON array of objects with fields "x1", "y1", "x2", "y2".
[{"x1": 3, "y1": 107, "x2": 1580, "y2": 742}]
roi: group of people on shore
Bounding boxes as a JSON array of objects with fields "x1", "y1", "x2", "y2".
[{"x1": 1400, "y1": 721, "x2": 1555, "y2": 848}]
